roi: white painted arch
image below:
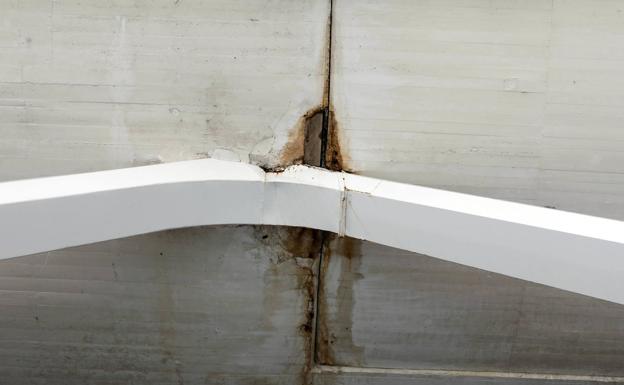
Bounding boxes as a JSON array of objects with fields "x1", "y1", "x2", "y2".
[{"x1": 1, "y1": 159, "x2": 623, "y2": 305}]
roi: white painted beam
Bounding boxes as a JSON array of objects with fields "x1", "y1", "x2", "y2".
[{"x1": 1, "y1": 159, "x2": 623, "y2": 305}]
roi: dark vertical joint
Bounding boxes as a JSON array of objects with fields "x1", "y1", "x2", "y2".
[
  {"x1": 320, "y1": 107, "x2": 329, "y2": 169},
  {"x1": 305, "y1": 0, "x2": 333, "y2": 170},
  {"x1": 310, "y1": 0, "x2": 334, "y2": 382},
  {"x1": 320, "y1": 0, "x2": 333, "y2": 170},
  {"x1": 300, "y1": 2, "x2": 334, "y2": 383}
]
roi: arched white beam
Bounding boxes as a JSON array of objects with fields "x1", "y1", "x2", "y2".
[{"x1": 1, "y1": 159, "x2": 623, "y2": 305}]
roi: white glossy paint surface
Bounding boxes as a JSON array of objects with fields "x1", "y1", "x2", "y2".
[{"x1": 1, "y1": 159, "x2": 623, "y2": 305}]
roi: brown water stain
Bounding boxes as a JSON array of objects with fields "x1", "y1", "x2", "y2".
[
  {"x1": 316, "y1": 235, "x2": 364, "y2": 366},
  {"x1": 279, "y1": 4, "x2": 349, "y2": 174},
  {"x1": 278, "y1": 106, "x2": 352, "y2": 173},
  {"x1": 324, "y1": 109, "x2": 350, "y2": 172},
  {"x1": 257, "y1": 227, "x2": 324, "y2": 385},
  {"x1": 284, "y1": 228, "x2": 323, "y2": 385}
]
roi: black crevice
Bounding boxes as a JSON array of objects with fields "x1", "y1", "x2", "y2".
[
  {"x1": 319, "y1": 0, "x2": 333, "y2": 169},
  {"x1": 310, "y1": 0, "x2": 334, "y2": 372}
]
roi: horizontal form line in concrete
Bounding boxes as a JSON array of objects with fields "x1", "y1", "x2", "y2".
[{"x1": 312, "y1": 365, "x2": 624, "y2": 383}]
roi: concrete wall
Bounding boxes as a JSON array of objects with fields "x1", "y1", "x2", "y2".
[
  {"x1": 321, "y1": 2, "x2": 624, "y2": 383},
  {"x1": 332, "y1": 0, "x2": 624, "y2": 220},
  {"x1": 316, "y1": 237, "x2": 624, "y2": 376},
  {"x1": 0, "y1": 1, "x2": 329, "y2": 384},
  {"x1": 0, "y1": 227, "x2": 316, "y2": 384},
  {"x1": 1, "y1": 1, "x2": 624, "y2": 384},
  {"x1": 0, "y1": 0, "x2": 329, "y2": 180}
]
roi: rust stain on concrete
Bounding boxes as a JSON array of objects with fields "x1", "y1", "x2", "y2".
[
  {"x1": 284, "y1": 227, "x2": 323, "y2": 385},
  {"x1": 279, "y1": 106, "x2": 326, "y2": 167},
  {"x1": 257, "y1": 227, "x2": 323, "y2": 385},
  {"x1": 316, "y1": 235, "x2": 363, "y2": 366},
  {"x1": 278, "y1": 106, "x2": 352, "y2": 172},
  {"x1": 324, "y1": 109, "x2": 350, "y2": 172}
]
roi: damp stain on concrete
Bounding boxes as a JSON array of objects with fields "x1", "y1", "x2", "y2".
[
  {"x1": 324, "y1": 109, "x2": 350, "y2": 172},
  {"x1": 277, "y1": 106, "x2": 352, "y2": 173},
  {"x1": 316, "y1": 235, "x2": 365, "y2": 366},
  {"x1": 256, "y1": 226, "x2": 324, "y2": 385}
]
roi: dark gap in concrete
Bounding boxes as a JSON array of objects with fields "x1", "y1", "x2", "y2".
[
  {"x1": 308, "y1": 0, "x2": 334, "y2": 380},
  {"x1": 297, "y1": 1, "x2": 334, "y2": 381},
  {"x1": 319, "y1": 0, "x2": 333, "y2": 169}
]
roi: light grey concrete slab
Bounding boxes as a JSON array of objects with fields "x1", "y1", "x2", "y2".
[
  {"x1": 331, "y1": 0, "x2": 624, "y2": 219},
  {"x1": 317, "y1": 237, "x2": 624, "y2": 376},
  {"x1": 0, "y1": 0, "x2": 329, "y2": 181},
  {"x1": 0, "y1": 225, "x2": 320, "y2": 385}
]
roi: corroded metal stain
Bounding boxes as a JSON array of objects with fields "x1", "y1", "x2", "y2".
[
  {"x1": 278, "y1": 106, "x2": 351, "y2": 173},
  {"x1": 257, "y1": 226, "x2": 324, "y2": 385},
  {"x1": 324, "y1": 109, "x2": 349, "y2": 172}
]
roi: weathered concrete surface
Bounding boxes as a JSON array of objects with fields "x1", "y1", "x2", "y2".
[
  {"x1": 0, "y1": 0, "x2": 329, "y2": 180},
  {"x1": 319, "y1": 2, "x2": 624, "y2": 381},
  {"x1": 331, "y1": 0, "x2": 624, "y2": 220},
  {"x1": 2, "y1": 0, "x2": 624, "y2": 384},
  {"x1": 317, "y1": 237, "x2": 624, "y2": 375},
  {"x1": 0, "y1": 226, "x2": 320, "y2": 384},
  {"x1": 0, "y1": 1, "x2": 328, "y2": 383}
]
